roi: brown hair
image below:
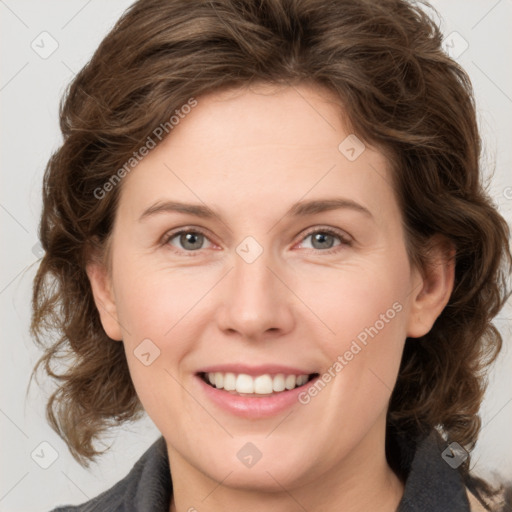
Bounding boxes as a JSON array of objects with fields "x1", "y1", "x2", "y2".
[{"x1": 30, "y1": 0, "x2": 511, "y2": 500}]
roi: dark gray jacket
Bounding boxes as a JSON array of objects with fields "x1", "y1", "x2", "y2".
[{"x1": 50, "y1": 429, "x2": 487, "y2": 511}]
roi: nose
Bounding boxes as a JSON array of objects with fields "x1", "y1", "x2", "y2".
[{"x1": 216, "y1": 243, "x2": 295, "y2": 342}]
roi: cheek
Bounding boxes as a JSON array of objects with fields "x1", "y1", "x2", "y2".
[
  {"x1": 112, "y1": 266, "x2": 202, "y2": 424},
  {"x1": 297, "y1": 256, "x2": 410, "y2": 402},
  {"x1": 111, "y1": 260, "x2": 221, "y2": 406},
  {"x1": 113, "y1": 259, "x2": 207, "y2": 340},
  {"x1": 297, "y1": 258, "x2": 410, "y2": 347},
  {"x1": 109, "y1": 263, "x2": 192, "y2": 396}
]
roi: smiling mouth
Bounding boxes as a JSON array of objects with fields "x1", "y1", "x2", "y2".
[{"x1": 198, "y1": 371, "x2": 319, "y2": 397}]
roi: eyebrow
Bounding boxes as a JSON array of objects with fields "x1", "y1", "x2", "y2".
[{"x1": 138, "y1": 198, "x2": 373, "y2": 222}]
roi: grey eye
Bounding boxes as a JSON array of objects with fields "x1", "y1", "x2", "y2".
[{"x1": 166, "y1": 230, "x2": 210, "y2": 251}]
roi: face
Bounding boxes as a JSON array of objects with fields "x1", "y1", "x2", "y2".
[{"x1": 88, "y1": 82, "x2": 450, "y2": 493}]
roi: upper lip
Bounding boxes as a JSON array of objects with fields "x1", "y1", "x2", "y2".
[{"x1": 196, "y1": 364, "x2": 317, "y2": 376}]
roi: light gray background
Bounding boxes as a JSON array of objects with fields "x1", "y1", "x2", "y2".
[{"x1": 1, "y1": 1, "x2": 511, "y2": 510}]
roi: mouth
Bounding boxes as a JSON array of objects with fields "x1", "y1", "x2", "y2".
[{"x1": 197, "y1": 371, "x2": 320, "y2": 397}]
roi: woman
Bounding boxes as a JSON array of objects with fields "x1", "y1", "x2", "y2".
[{"x1": 30, "y1": 0, "x2": 511, "y2": 510}]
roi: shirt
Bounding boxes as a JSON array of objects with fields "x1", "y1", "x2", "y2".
[{"x1": 49, "y1": 429, "x2": 488, "y2": 511}]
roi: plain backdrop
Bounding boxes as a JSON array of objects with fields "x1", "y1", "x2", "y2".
[{"x1": 1, "y1": 1, "x2": 511, "y2": 510}]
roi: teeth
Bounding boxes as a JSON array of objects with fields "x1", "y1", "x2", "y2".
[
  {"x1": 223, "y1": 372, "x2": 236, "y2": 391},
  {"x1": 254, "y1": 375, "x2": 273, "y2": 394},
  {"x1": 204, "y1": 372, "x2": 312, "y2": 394},
  {"x1": 237, "y1": 374, "x2": 255, "y2": 393},
  {"x1": 286, "y1": 374, "x2": 297, "y2": 389}
]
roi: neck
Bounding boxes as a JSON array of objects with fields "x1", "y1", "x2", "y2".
[{"x1": 168, "y1": 423, "x2": 404, "y2": 512}]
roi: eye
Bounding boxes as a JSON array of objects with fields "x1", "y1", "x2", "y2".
[
  {"x1": 297, "y1": 227, "x2": 352, "y2": 254},
  {"x1": 163, "y1": 228, "x2": 214, "y2": 254}
]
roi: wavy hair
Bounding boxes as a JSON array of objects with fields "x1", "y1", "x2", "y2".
[{"x1": 30, "y1": 0, "x2": 511, "y2": 503}]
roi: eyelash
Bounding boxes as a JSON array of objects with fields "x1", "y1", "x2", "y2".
[{"x1": 161, "y1": 226, "x2": 352, "y2": 257}]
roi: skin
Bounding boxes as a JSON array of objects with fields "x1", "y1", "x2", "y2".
[{"x1": 87, "y1": 82, "x2": 454, "y2": 512}]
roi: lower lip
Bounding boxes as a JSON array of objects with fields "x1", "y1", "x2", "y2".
[{"x1": 195, "y1": 374, "x2": 320, "y2": 419}]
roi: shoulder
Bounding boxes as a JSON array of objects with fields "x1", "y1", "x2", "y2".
[
  {"x1": 48, "y1": 476, "x2": 128, "y2": 512},
  {"x1": 47, "y1": 464, "x2": 137, "y2": 512},
  {"x1": 47, "y1": 436, "x2": 172, "y2": 512},
  {"x1": 394, "y1": 428, "x2": 509, "y2": 511}
]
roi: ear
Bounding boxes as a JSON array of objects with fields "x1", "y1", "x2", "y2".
[
  {"x1": 85, "y1": 244, "x2": 123, "y2": 342},
  {"x1": 406, "y1": 236, "x2": 456, "y2": 338}
]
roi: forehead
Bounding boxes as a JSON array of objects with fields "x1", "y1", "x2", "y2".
[
  {"x1": 170, "y1": 82, "x2": 348, "y2": 147},
  {"x1": 115, "y1": 83, "x2": 396, "y2": 224}
]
